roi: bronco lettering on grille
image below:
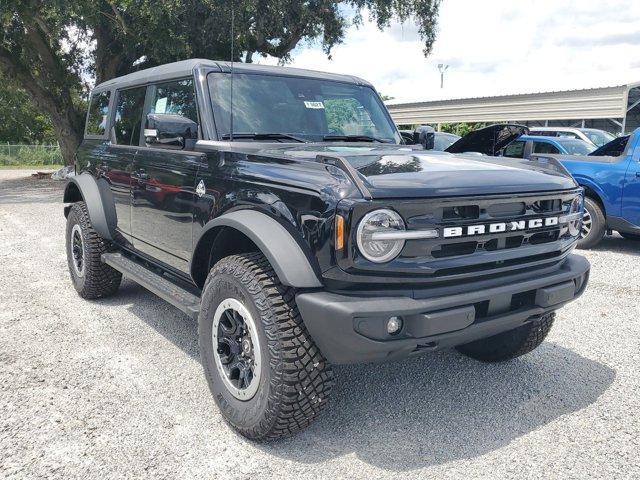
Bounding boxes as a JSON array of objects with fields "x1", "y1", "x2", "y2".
[{"x1": 443, "y1": 217, "x2": 559, "y2": 238}]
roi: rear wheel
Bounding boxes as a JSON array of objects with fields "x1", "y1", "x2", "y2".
[
  {"x1": 456, "y1": 313, "x2": 555, "y2": 362},
  {"x1": 65, "y1": 202, "x2": 122, "y2": 299},
  {"x1": 198, "y1": 252, "x2": 333, "y2": 440},
  {"x1": 577, "y1": 197, "x2": 605, "y2": 249}
]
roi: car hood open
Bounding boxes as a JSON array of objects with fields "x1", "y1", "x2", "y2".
[{"x1": 445, "y1": 124, "x2": 530, "y2": 156}]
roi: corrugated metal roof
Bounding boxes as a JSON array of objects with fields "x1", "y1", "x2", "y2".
[{"x1": 387, "y1": 85, "x2": 629, "y2": 124}]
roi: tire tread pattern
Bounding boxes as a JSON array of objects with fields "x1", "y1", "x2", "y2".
[
  {"x1": 457, "y1": 312, "x2": 555, "y2": 362},
  {"x1": 202, "y1": 252, "x2": 333, "y2": 440},
  {"x1": 66, "y1": 202, "x2": 122, "y2": 299}
]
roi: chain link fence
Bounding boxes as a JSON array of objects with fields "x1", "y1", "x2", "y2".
[{"x1": 0, "y1": 144, "x2": 63, "y2": 166}]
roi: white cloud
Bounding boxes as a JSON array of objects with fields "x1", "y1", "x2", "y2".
[{"x1": 255, "y1": 0, "x2": 640, "y2": 103}]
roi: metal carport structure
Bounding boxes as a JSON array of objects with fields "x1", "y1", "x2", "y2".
[{"x1": 386, "y1": 82, "x2": 640, "y2": 135}]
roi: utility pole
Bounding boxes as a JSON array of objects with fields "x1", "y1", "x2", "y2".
[{"x1": 438, "y1": 63, "x2": 449, "y2": 89}]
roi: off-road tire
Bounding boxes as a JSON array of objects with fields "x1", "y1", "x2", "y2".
[
  {"x1": 198, "y1": 252, "x2": 333, "y2": 440},
  {"x1": 65, "y1": 202, "x2": 122, "y2": 299},
  {"x1": 619, "y1": 231, "x2": 640, "y2": 241},
  {"x1": 456, "y1": 312, "x2": 555, "y2": 362},
  {"x1": 578, "y1": 197, "x2": 606, "y2": 249}
]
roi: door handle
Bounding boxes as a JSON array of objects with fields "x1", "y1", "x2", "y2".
[{"x1": 635, "y1": 171, "x2": 640, "y2": 178}]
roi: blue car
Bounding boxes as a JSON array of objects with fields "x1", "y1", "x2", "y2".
[
  {"x1": 530, "y1": 129, "x2": 640, "y2": 248},
  {"x1": 502, "y1": 135, "x2": 596, "y2": 159}
]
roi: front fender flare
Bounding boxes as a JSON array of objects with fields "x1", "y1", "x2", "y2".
[
  {"x1": 63, "y1": 173, "x2": 117, "y2": 241},
  {"x1": 193, "y1": 210, "x2": 323, "y2": 288}
]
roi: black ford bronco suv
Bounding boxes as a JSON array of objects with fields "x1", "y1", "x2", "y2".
[{"x1": 64, "y1": 59, "x2": 590, "y2": 440}]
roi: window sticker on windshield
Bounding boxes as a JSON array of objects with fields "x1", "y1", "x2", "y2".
[{"x1": 304, "y1": 101, "x2": 325, "y2": 109}]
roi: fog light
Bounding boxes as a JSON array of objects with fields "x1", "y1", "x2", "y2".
[{"x1": 387, "y1": 316, "x2": 403, "y2": 335}]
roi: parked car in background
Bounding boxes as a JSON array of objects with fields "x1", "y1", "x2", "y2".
[
  {"x1": 445, "y1": 124, "x2": 528, "y2": 156},
  {"x1": 502, "y1": 135, "x2": 596, "y2": 159},
  {"x1": 402, "y1": 124, "x2": 527, "y2": 155},
  {"x1": 399, "y1": 127, "x2": 460, "y2": 151},
  {"x1": 434, "y1": 131, "x2": 461, "y2": 150},
  {"x1": 530, "y1": 128, "x2": 640, "y2": 248},
  {"x1": 528, "y1": 127, "x2": 615, "y2": 147}
]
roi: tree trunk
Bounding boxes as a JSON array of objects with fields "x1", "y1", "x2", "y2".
[
  {"x1": 52, "y1": 114, "x2": 84, "y2": 165},
  {"x1": 0, "y1": 47, "x2": 84, "y2": 166}
]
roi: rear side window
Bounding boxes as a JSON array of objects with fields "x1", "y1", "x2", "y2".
[
  {"x1": 533, "y1": 141, "x2": 560, "y2": 154},
  {"x1": 86, "y1": 91, "x2": 111, "y2": 136},
  {"x1": 113, "y1": 86, "x2": 147, "y2": 145},
  {"x1": 150, "y1": 78, "x2": 198, "y2": 123},
  {"x1": 503, "y1": 140, "x2": 525, "y2": 158}
]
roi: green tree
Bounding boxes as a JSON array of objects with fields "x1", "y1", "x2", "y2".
[
  {"x1": 1, "y1": 1, "x2": 441, "y2": 164},
  {"x1": 441, "y1": 122, "x2": 486, "y2": 137},
  {"x1": 0, "y1": 75, "x2": 57, "y2": 143}
]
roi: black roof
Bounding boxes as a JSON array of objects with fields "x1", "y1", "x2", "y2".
[{"x1": 93, "y1": 59, "x2": 373, "y2": 92}]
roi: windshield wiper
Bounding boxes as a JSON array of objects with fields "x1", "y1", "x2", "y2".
[
  {"x1": 322, "y1": 134, "x2": 390, "y2": 143},
  {"x1": 221, "y1": 132, "x2": 307, "y2": 143}
]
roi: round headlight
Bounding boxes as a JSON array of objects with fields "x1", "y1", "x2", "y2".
[{"x1": 356, "y1": 209, "x2": 406, "y2": 263}]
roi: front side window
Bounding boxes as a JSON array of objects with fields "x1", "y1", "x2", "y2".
[
  {"x1": 533, "y1": 141, "x2": 560, "y2": 154},
  {"x1": 113, "y1": 86, "x2": 147, "y2": 146},
  {"x1": 503, "y1": 140, "x2": 526, "y2": 158},
  {"x1": 86, "y1": 91, "x2": 111, "y2": 136},
  {"x1": 207, "y1": 72, "x2": 400, "y2": 143},
  {"x1": 150, "y1": 79, "x2": 198, "y2": 123}
]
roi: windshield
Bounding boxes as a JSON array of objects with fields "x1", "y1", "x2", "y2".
[
  {"x1": 207, "y1": 72, "x2": 400, "y2": 143},
  {"x1": 581, "y1": 129, "x2": 615, "y2": 147},
  {"x1": 556, "y1": 138, "x2": 596, "y2": 155}
]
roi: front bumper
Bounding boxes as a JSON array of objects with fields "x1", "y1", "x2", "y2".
[{"x1": 296, "y1": 254, "x2": 590, "y2": 364}]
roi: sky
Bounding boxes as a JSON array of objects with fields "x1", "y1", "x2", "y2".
[{"x1": 256, "y1": 0, "x2": 640, "y2": 104}]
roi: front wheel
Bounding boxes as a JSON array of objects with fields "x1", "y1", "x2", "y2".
[
  {"x1": 456, "y1": 313, "x2": 555, "y2": 362},
  {"x1": 198, "y1": 252, "x2": 333, "y2": 440},
  {"x1": 65, "y1": 202, "x2": 122, "y2": 299},
  {"x1": 577, "y1": 197, "x2": 605, "y2": 249}
]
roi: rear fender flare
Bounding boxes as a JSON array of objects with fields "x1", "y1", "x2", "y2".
[
  {"x1": 63, "y1": 173, "x2": 117, "y2": 240},
  {"x1": 192, "y1": 209, "x2": 323, "y2": 288}
]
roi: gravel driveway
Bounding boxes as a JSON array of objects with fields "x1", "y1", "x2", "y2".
[{"x1": 0, "y1": 169, "x2": 638, "y2": 479}]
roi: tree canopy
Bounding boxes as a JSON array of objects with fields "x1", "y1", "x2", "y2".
[
  {"x1": 1, "y1": 0, "x2": 441, "y2": 163},
  {"x1": 0, "y1": 75, "x2": 56, "y2": 144}
]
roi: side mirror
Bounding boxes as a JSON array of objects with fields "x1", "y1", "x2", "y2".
[
  {"x1": 145, "y1": 113, "x2": 198, "y2": 150},
  {"x1": 413, "y1": 125, "x2": 435, "y2": 150}
]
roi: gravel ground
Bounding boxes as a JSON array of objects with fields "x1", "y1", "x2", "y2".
[{"x1": 0, "y1": 169, "x2": 638, "y2": 479}]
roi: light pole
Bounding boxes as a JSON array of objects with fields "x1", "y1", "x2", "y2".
[{"x1": 438, "y1": 63, "x2": 449, "y2": 89}]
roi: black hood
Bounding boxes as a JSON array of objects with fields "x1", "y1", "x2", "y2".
[
  {"x1": 255, "y1": 143, "x2": 577, "y2": 199},
  {"x1": 445, "y1": 124, "x2": 529, "y2": 156}
]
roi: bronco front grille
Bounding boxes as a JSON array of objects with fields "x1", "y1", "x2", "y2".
[{"x1": 343, "y1": 189, "x2": 582, "y2": 281}]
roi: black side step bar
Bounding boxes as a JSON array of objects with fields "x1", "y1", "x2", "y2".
[{"x1": 101, "y1": 253, "x2": 200, "y2": 320}]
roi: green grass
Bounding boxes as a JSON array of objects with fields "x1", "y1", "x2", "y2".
[
  {"x1": 0, "y1": 146, "x2": 63, "y2": 167},
  {"x1": 0, "y1": 164, "x2": 64, "y2": 170}
]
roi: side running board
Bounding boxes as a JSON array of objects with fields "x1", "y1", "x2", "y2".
[{"x1": 101, "y1": 253, "x2": 200, "y2": 320}]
